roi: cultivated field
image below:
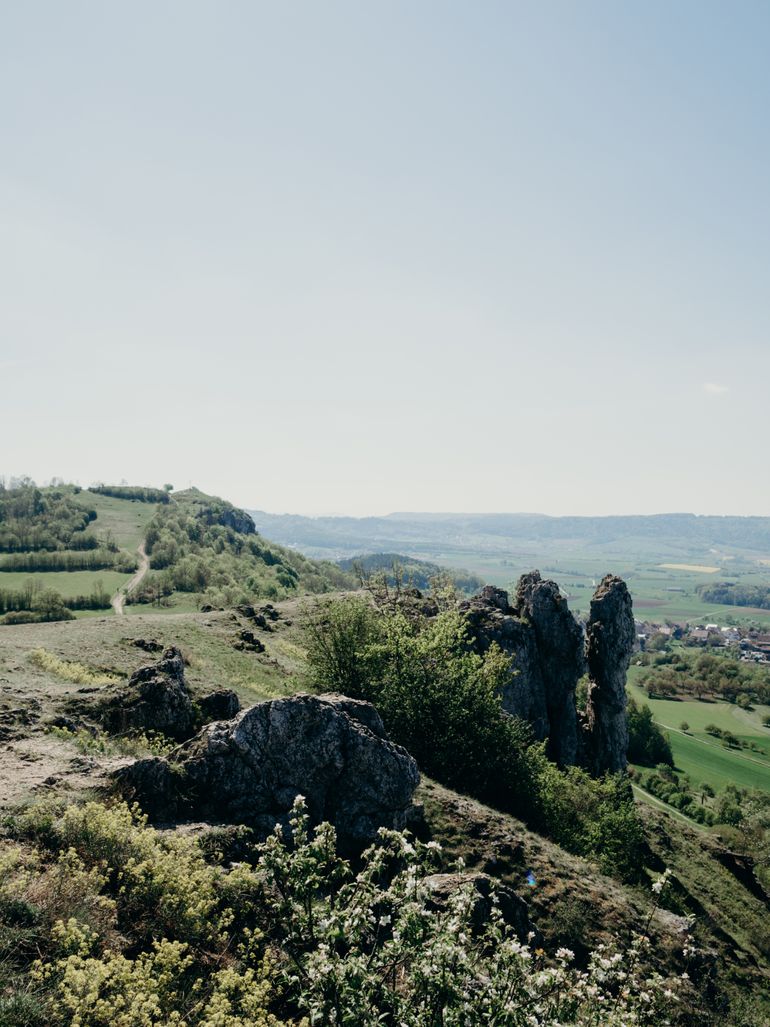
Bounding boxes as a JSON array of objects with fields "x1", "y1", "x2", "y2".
[{"x1": 628, "y1": 671, "x2": 770, "y2": 793}]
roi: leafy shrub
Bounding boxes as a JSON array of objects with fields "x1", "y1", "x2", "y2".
[{"x1": 627, "y1": 698, "x2": 674, "y2": 766}]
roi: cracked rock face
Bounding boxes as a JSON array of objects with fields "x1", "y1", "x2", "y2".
[
  {"x1": 461, "y1": 573, "x2": 634, "y2": 773},
  {"x1": 583, "y1": 575, "x2": 635, "y2": 775},
  {"x1": 512, "y1": 572, "x2": 586, "y2": 767},
  {"x1": 96, "y1": 646, "x2": 196, "y2": 741},
  {"x1": 459, "y1": 587, "x2": 550, "y2": 741},
  {"x1": 114, "y1": 693, "x2": 420, "y2": 849}
]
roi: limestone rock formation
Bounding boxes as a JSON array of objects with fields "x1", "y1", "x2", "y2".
[
  {"x1": 114, "y1": 693, "x2": 420, "y2": 849},
  {"x1": 460, "y1": 573, "x2": 634, "y2": 773},
  {"x1": 218, "y1": 508, "x2": 256, "y2": 534},
  {"x1": 459, "y1": 586, "x2": 549, "y2": 741},
  {"x1": 512, "y1": 573, "x2": 585, "y2": 766},
  {"x1": 198, "y1": 688, "x2": 241, "y2": 722},
  {"x1": 95, "y1": 646, "x2": 196, "y2": 741},
  {"x1": 583, "y1": 575, "x2": 635, "y2": 774}
]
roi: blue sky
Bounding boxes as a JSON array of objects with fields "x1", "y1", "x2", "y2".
[{"x1": 2, "y1": 2, "x2": 769, "y2": 515}]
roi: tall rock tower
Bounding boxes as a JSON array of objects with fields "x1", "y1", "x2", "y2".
[{"x1": 583, "y1": 575, "x2": 635, "y2": 774}]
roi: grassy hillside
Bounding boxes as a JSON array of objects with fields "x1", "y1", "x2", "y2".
[
  {"x1": 0, "y1": 484, "x2": 157, "y2": 623},
  {"x1": 1, "y1": 600, "x2": 769, "y2": 1021},
  {"x1": 0, "y1": 483, "x2": 356, "y2": 623}
]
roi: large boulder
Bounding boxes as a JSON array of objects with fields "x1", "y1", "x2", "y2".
[
  {"x1": 583, "y1": 575, "x2": 635, "y2": 774},
  {"x1": 114, "y1": 693, "x2": 420, "y2": 849}
]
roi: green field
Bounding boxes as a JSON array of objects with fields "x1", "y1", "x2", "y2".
[
  {"x1": 75, "y1": 491, "x2": 159, "y2": 553},
  {"x1": 418, "y1": 548, "x2": 770, "y2": 628},
  {"x1": 628, "y1": 670, "x2": 770, "y2": 793},
  {"x1": 0, "y1": 491, "x2": 161, "y2": 619},
  {"x1": 0, "y1": 569, "x2": 131, "y2": 599}
]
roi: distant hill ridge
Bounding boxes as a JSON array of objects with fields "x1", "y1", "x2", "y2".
[{"x1": 249, "y1": 509, "x2": 770, "y2": 561}]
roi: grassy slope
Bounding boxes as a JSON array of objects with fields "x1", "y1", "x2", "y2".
[
  {"x1": 421, "y1": 780, "x2": 770, "y2": 1014},
  {"x1": 0, "y1": 602, "x2": 313, "y2": 807},
  {"x1": 0, "y1": 490, "x2": 160, "y2": 609},
  {"x1": 628, "y1": 670, "x2": 770, "y2": 793},
  {"x1": 75, "y1": 490, "x2": 159, "y2": 552}
]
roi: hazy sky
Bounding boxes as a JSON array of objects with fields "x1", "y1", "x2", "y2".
[{"x1": 2, "y1": 2, "x2": 769, "y2": 516}]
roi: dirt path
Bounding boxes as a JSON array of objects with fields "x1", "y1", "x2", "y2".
[{"x1": 111, "y1": 542, "x2": 150, "y2": 616}]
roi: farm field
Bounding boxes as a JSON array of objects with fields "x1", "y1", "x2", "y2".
[
  {"x1": 0, "y1": 569, "x2": 130, "y2": 599},
  {"x1": 427, "y1": 549, "x2": 770, "y2": 627},
  {"x1": 628, "y1": 672, "x2": 770, "y2": 793}
]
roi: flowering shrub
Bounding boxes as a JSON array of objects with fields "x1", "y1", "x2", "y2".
[
  {"x1": 1, "y1": 797, "x2": 686, "y2": 1026},
  {"x1": 232, "y1": 797, "x2": 683, "y2": 1026}
]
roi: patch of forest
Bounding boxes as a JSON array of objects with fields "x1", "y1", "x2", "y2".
[
  {"x1": 131, "y1": 489, "x2": 354, "y2": 608},
  {"x1": 697, "y1": 581, "x2": 770, "y2": 609}
]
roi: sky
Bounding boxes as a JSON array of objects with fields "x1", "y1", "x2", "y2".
[{"x1": 2, "y1": 1, "x2": 769, "y2": 517}]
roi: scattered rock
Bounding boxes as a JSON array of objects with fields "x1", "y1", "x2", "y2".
[
  {"x1": 422, "y1": 872, "x2": 534, "y2": 941},
  {"x1": 233, "y1": 630, "x2": 265, "y2": 653},
  {"x1": 47, "y1": 715, "x2": 81, "y2": 733},
  {"x1": 132, "y1": 638, "x2": 164, "y2": 653},
  {"x1": 114, "y1": 693, "x2": 420, "y2": 849}
]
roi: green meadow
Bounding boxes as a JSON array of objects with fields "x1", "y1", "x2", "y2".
[
  {"x1": 628, "y1": 671, "x2": 770, "y2": 793},
  {"x1": 75, "y1": 490, "x2": 159, "y2": 552},
  {"x1": 427, "y1": 548, "x2": 770, "y2": 627},
  {"x1": 0, "y1": 569, "x2": 131, "y2": 599}
]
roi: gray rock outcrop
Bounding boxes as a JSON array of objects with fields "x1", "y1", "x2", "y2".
[
  {"x1": 198, "y1": 688, "x2": 241, "y2": 722},
  {"x1": 459, "y1": 587, "x2": 549, "y2": 741},
  {"x1": 461, "y1": 573, "x2": 634, "y2": 773},
  {"x1": 513, "y1": 573, "x2": 585, "y2": 766},
  {"x1": 114, "y1": 693, "x2": 420, "y2": 849},
  {"x1": 422, "y1": 871, "x2": 534, "y2": 941},
  {"x1": 96, "y1": 646, "x2": 196, "y2": 741},
  {"x1": 583, "y1": 575, "x2": 635, "y2": 774}
]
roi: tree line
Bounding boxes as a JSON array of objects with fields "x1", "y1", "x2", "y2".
[
  {"x1": 638, "y1": 648, "x2": 770, "y2": 705},
  {"x1": 697, "y1": 581, "x2": 770, "y2": 609},
  {"x1": 0, "y1": 484, "x2": 97, "y2": 552},
  {"x1": 0, "y1": 549, "x2": 136, "y2": 574},
  {"x1": 0, "y1": 581, "x2": 112, "y2": 622},
  {"x1": 90, "y1": 484, "x2": 171, "y2": 504}
]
